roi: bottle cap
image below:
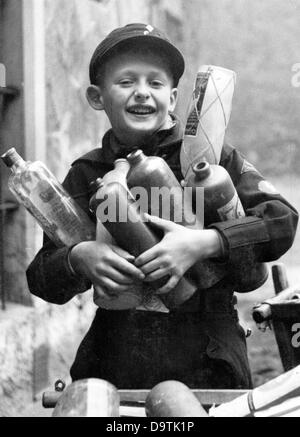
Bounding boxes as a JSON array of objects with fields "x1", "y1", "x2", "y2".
[
  {"x1": 126, "y1": 149, "x2": 144, "y2": 165},
  {"x1": 89, "y1": 177, "x2": 104, "y2": 194},
  {"x1": 192, "y1": 161, "x2": 211, "y2": 180},
  {"x1": 114, "y1": 158, "x2": 128, "y2": 164},
  {"x1": 113, "y1": 158, "x2": 130, "y2": 172},
  {"x1": 1, "y1": 148, "x2": 22, "y2": 168}
]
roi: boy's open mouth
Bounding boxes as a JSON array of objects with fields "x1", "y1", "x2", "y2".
[{"x1": 126, "y1": 105, "x2": 156, "y2": 115}]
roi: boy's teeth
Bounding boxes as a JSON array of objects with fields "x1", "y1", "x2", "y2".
[{"x1": 128, "y1": 107, "x2": 155, "y2": 114}]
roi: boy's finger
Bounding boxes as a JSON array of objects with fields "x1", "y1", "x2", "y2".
[
  {"x1": 101, "y1": 277, "x2": 137, "y2": 294},
  {"x1": 139, "y1": 258, "x2": 162, "y2": 275},
  {"x1": 112, "y1": 245, "x2": 135, "y2": 262},
  {"x1": 144, "y1": 213, "x2": 175, "y2": 231},
  {"x1": 113, "y1": 256, "x2": 145, "y2": 280},
  {"x1": 154, "y1": 275, "x2": 179, "y2": 295},
  {"x1": 104, "y1": 267, "x2": 136, "y2": 285},
  {"x1": 134, "y1": 246, "x2": 159, "y2": 267},
  {"x1": 143, "y1": 267, "x2": 169, "y2": 282}
]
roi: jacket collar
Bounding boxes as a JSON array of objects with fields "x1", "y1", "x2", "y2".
[{"x1": 73, "y1": 114, "x2": 184, "y2": 167}]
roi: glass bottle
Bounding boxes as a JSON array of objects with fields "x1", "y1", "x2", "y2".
[
  {"x1": 1, "y1": 148, "x2": 95, "y2": 247},
  {"x1": 180, "y1": 65, "x2": 236, "y2": 179}
]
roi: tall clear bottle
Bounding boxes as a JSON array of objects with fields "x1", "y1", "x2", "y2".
[{"x1": 1, "y1": 148, "x2": 95, "y2": 247}]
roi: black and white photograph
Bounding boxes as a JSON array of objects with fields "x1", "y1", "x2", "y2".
[{"x1": 0, "y1": 0, "x2": 300, "y2": 420}]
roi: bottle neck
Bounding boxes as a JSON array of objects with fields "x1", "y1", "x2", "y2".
[
  {"x1": 126, "y1": 149, "x2": 145, "y2": 167},
  {"x1": 1, "y1": 148, "x2": 26, "y2": 172},
  {"x1": 192, "y1": 161, "x2": 211, "y2": 181},
  {"x1": 114, "y1": 159, "x2": 130, "y2": 173},
  {"x1": 89, "y1": 178, "x2": 104, "y2": 194},
  {"x1": 11, "y1": 158, "x2": 27, "y2": 173}
]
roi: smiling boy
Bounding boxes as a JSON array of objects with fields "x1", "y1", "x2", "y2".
[
  {"x1": 87, "y1": 48, "x2": 178, "y2": 147},
  {"x1": 27, "y1": 23, "x2": 298, "y2": 390}
]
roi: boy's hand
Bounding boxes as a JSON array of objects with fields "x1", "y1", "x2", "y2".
[
  {"x1": 69, "y1": 241, "x2": 145, "y2": 299},
  {"x1": 134, "y1": 214, "x2": 222, "y2": 294}
]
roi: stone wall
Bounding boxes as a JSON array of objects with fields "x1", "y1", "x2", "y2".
[{"x1": 45, "y1": 0, "x2": 158, "y2": 180}]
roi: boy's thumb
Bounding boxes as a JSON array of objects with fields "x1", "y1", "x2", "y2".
[
  {"x1": 143, "y1": 213, "x2": 175, "y2": 231},
  {"x1": 112, "y1": 245, "x2": 135, "y2": 261}
]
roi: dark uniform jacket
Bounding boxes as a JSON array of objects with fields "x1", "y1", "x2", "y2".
[{"x1": 26, "y1": 117, "x2": 298, "y2": 390}]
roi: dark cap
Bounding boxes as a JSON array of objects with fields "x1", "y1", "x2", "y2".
[{"x1": 89, "y1": 23, "x2": 185, "y2": 87}]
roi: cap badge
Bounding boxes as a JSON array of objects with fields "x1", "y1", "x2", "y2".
[{"x1": 145, "y1": 24, "x2": 154, "y2": 34}]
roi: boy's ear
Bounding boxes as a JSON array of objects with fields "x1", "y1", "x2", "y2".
[
  {"x1": 86, "y1": 85, "x2": 105, "y2": 110},
  {"x1": 169, "y1": 88, "x2": 178, "y2": 113}
]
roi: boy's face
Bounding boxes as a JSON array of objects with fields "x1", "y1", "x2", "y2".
[{"x1": 87, "y1": 50, "x2": 178, "y2": 147}]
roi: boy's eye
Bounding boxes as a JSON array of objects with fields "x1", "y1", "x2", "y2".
[
  {"x1": 150, "y1": 80, "x2": 164, "y2": 87},
  {"x1": 119, "y1": 79, "x2": 134, "y2": 86}
]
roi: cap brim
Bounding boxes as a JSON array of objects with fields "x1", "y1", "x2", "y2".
[{"x1": 92, "y1": 34, "x2": 185, "y2": 85}]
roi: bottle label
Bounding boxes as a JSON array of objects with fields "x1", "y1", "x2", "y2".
[
  {"x1": 9, "y1": 160, "x2": 95, "y2": 247},
  {"x1": 30, "y1": 180, "x2": 94, "y2": 246},
  {"x1": 217, "y1": 191, "x2": 245, "y2": 221},
  {"x1": 185, "y1": 71, "x2": 210, "y2": 137}
]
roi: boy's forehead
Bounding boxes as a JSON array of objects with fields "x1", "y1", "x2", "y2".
[{"x1": 104, "y1": 49, "x2": 173, "y2": 76}]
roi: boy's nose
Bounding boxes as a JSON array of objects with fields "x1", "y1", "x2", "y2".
[{"x1": 134, "y1": 87, "x2": 150, "y2": 101}]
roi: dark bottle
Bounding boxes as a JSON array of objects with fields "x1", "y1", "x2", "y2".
[
  {"x1": 127, "y1": 149, "x2": 197, "y2": 226},
  {"x1": 186, "y1": 161, "x2": 268, "y2": 292},
  {"x1": 94, "y1": 180, "x2": 196, "y2": 309},
  {"x1": 127, "y1": 150, "x2": 226, "y2": 291},
  {"x1": 92, "y1": 181, "x2": 160, "y2": 258},
  {"x1": 89, "y1": 177, "x2": 148, "y2": 311},
  {"x1": 187, "y1": 161, "x2": 245, "y2": 226}
]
